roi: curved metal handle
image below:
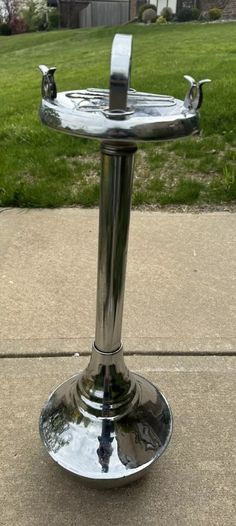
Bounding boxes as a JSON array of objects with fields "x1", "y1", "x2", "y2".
[
  {"x1": 109, "y1": 34, "x2": 132, "y2": 112},
  {"x1": 39, "y1": 65, "x2": 57, "y2": 100},
  {"x1": 184, "y1": 75, "x2": 211, "y2": 110}
]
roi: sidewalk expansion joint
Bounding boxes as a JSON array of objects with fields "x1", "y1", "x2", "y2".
[{"x1": 0, "y1": 351, "x2": 236, "y2": 359}]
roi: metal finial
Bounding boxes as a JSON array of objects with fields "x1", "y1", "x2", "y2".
[
  {"x1": 184, "y1": 75, "x2": 211, "y2": 110},
  {"x1": 39, "y1": 65, "x2": 57, "y2": 100}
]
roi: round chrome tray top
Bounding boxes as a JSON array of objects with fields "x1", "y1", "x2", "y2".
[
  {"x1": 39, "y1": 87, "x2": 200, "y2": 142},
  {"x1": 39, "y1": 34, "x2": 210, "y2": 143}
]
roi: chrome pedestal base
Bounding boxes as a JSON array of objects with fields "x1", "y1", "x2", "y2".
[{"x1": 39, "y1": 346, "x2": 172, "y2": 488}]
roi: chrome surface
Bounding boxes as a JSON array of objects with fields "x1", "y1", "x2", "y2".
[
  {"x1": 109, "y1": 34, "x2": 132, "y2": 112},
  {"x1": 39, "y1": 65, "x2": 57, "y2": 100},
  {"x1": 95, "y1": 143, "x2": 136, "y2": 353},
  {"x1": 184, "y1": 75, "x2": 211, "y2": 110},
  {"x1": 39, "y1": 345, "x2": 173, "y2": 488},
  {"x1": 38, "y1": 32, "x2": 210, "y2": 486},
  {"x1": 39, "y1": 87, "x2": 200, "y2": 142}
]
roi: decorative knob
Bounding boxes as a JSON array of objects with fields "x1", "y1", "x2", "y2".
[
  {"x1": 184, "y1": 75, "x2": 211, "y2": 110},
  {"x1": 39, "y1": 65, "x2": 57, "y2": 100}
]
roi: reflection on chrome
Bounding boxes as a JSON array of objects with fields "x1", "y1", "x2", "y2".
[
  {"x1": 39, "y1": 345, "x2": 172, "y2": 485},
  {"x1": 97, "y1": 420, "x2": 114, "y2": 473}
]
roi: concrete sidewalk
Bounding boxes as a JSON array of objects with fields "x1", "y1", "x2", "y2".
[
  {"x1": 1, "y1": 208, "x2": 236, "y2": 355},
  {"x1": 0, "y1": 208, "x2": 236, "y2": 526}
]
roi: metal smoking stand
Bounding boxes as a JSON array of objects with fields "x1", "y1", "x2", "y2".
[{"x1": 38, "y1": 34, "x2": 210, "y2": 488}]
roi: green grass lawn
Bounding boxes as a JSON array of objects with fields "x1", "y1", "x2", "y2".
[{"x1": 0, "y1": 22, "x2": 236, "y2": 208}]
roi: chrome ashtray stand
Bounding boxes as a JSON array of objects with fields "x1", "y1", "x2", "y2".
[{"x1": 38, "y1": 34, "x2": 210, "y2": 488}]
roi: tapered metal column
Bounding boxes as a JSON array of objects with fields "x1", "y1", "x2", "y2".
[{"x1": 95, "y1": 142, "x2": 137, "y2": 353}]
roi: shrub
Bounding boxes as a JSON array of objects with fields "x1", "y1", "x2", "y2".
[
  {"x1": 191, "y1": 7, "x2": 200, "y2": 20},
  {"x1": 177, "y1": 7, "x2": 200, "y2": 21},
  {"x1": 21, "y1": 4, "x2": 48, "y2": 32},
  {"x1": 208, "y1": 7, "x2": 221, "y2": 20},
  {"x1": 139, "y1": 3, "x2": 157, "y2": 21},
  {"x1": 142, "y1": 7, "x2": 157, "y2": 23},
  {"x1": 0, "y1": 22, "x2": 11, "y2": 35},
  {"x1": 10, "y1": 17, "x2": 29, "y2": 34},
  {"x1": 177, "y1": 7, "x2": 192, "y2": 21},
  {"x1": 48, "y1": 8, "x2": 59, "y2": 29},
  {"x1": 160, "y1": 7, "x2": 173, "y2": 21},
  {"x1": 21, "y1": 0, "x2": 33, "y2": 30},
  {"x1": 36, "y1": 12, "x2": 48, "y2": 31},
  {"x1": 156, "y1": 15, "x2": 167, "y2": 24}
]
